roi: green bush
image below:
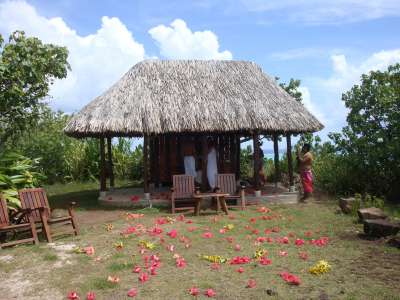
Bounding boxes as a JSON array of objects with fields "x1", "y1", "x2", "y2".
[{"x1": 0, "y1": 152, "x2": 45, "y2": 210}]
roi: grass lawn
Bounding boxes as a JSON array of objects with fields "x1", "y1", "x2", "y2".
[{"x1": 0, "y1": 185, "x2": 399, "y2": 300}]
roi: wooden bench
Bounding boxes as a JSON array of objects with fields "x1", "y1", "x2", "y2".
[
  {"x1": 0, "y1": 194, "x2": 38, "y2": 248},
  {"x1": 170, "y1": 175, "x2": 197, "y2": 214},
  {"x1": 19, "y1": 188, "x2": 79, "y2": 243},
  {"x1": 215, "y1": 173, "x2": 246, "y2": 210}
]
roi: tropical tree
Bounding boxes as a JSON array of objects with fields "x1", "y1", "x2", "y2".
[{"x1": 0, "y1": 31, "x2": 70, "y2": 148}]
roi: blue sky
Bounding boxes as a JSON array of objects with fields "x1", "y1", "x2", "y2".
[{"x1": 1, "y1": 0, "x2": 400, "y2": 142}]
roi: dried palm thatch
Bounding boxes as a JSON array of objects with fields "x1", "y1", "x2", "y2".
[{"x1": 64, "y1": 60, "x2": 323, "y2": 137}]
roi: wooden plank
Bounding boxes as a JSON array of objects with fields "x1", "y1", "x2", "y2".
[
  {"x1": 201, "y1": 136, "x2": 208, "y2": 191},
  {"x1": 273, "y1": 134, "x2": 280, "y2": 186},
  {"x1": 154, "y1": 136, "x2": 160, "y2": 187},
  {"x1": 99, "y1": 138, "x2": 107, "y2": 191},
  {"x1": 253, "y1": 132, "x2": 260, "y2": 190},
  {"x1": 107, "y1": 137, "x2": 115, "y2": 188},
  {"x1": 286, "y1": 134, "x2": 294, "y2": 189},
  {"x1": 143, "y1": 134, "x2": 149, "y2": 193}
]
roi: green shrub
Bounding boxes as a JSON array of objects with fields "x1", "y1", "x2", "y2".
[{"x1": 0, "y1": 152, "x2": 45, "y2": 210}]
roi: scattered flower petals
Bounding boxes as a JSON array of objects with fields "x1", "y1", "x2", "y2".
[
  {"x1": 204, "y1": 289, "x2": 216, "y2": 297},
  {"x1": 84, "y1": 246, "x2": 95, "y2": 256},
  {"x1": 278, "y1": 250, "x2": 288, "y2": 257},
  {"x1": 167, "y1": 229, "x2": 178, "y2": 238},
  {"x1": 237, "y1": 267, "x2": 245, "y2": 273},
  {"x1": 189, "y1": 287, "x2": 200, "y2": 296},
  {"x1": 234, "y1": 244, "x2": 241, "y2": 251},
  {"x1": 280, "y1": 272, "x2": 301, "y2": 285},
  {"x1": 133, "y1": 266, "x2": 141, "y2": 273},
  {"x1": 67, "y1": 292, "x2": 79, "y2": 300},
  {"x1": 202, "y1": 232, "x2": 213, "y2": 238},
  {"x1": 176, "y1": 257, "x2": 187, "y2": 268},
  {"x1": 299, "y1": 252, "x2": 308, "y2": 260},
  {"x1": 230, "y1": 256, "x2": 251, "y2": 265},
  {"x1": 138, "y1": 272, "x2": 149, "y2": 283},
  {"x1": 259, "y1": 257, "x2": 272, "y2": 265},
  {"x1": 107, "y1": 275, "x2": 120, "y2": 283},
  {"x1": 127, "y1": 288, "x2": 137, "y2": 297},
  {"x1": 295, "y1": 239, "x2": 305, "y2": 246},
  {"x1": 309, "y1": 260, "x2": 331, "y2": 275},
  {"x1": 247, "y1": 279, "x2": 257, "y2": 288},
  {"x1": 86, "y1": 292, "x2": 95, "y2": 300}
]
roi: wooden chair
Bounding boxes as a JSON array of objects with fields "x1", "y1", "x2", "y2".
[
  {"x1": 215, "y1": 173, "x2": 246, "y2": 210},
  {"x1": 0, "y1": 194, "x2": 38, "y2": 248},
  {"x1": 18, "y1": 188, "x2": 79, "y2": 243},
  {"x1": 170, "y1": 175, "x2": 197, "y2": 214}
]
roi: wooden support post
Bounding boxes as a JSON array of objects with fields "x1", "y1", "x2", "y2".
[
  {"x1": 143, "y1": 134, "x2": 149, "y2": 194},
  {"x1": 99, "y1": 137, "x2": 107, "y2": 192},
  {"x1": 273, "y1": 134, "x2": 280, "y2": 188},
  {"x1": 154, "y1": 136, "x2": 160, "y2": 187},
  {"x1": 253, "y1": 132, "x2": 260, "y2": 191},
  {"x1": 201, "y1": 135, "x2": 208, "y2": 191},
  {"x1": 229, "y1": 134, "x2": 235, "y2": 173},
  {"x1": 107, "y1": 137, "x2": 115, "y2": 189},
  {"x1": 286, "y1": 133, "x2": 295, "y2": 191},
  {"x1": 236, "y1": 134, "x2": 241, "y2": 178}
]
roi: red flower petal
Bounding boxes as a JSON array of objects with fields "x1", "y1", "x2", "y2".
[
  {"x1": 237, "y1": 267, "x2": 245, "y2": 273},
  {"x1": 189, "y1": 287, "x2": 200, "y2": 296},
  {"x1": 86, "y1": 292, "x2": 96, "y2": 300},
  {"x1": 204, "y1": 289, "x2": 216, "y2": 297},
  {"x1": 247, "y1": 279, "x2": 257, "y2": 288},
  {"x1": 167, "y1": 229, "x2": 178, "y2": 238},
  {"x1": 67, "y1": 292, "x2": 79, "y2": 300},
  {"x1": 127, "y1": 288, "x2": 137, "y2": 297},
  {"x1": 202, "y1": 232, "x2": 213, "y2": 238}
]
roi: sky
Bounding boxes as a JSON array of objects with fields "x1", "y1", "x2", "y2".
[{"x1": 1, "y1": 0, "x2": 400, "y2": 144}]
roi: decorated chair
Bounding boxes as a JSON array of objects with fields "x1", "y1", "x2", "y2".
[
  {"x1": 170, "y1": 175, "x2": 197, "y2": 214},
  {"x1": 215, "y1": 173, "x2": 246, "y2": 210},
  {"x1": 0, "y1": 194, "x2": 38, "y2": 248},
  {"x1": 18, "y1": 188, "x2": 79, "y2": 242}
]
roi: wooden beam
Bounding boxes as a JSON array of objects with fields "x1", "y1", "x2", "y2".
[
  {"x1": 253, "y1": 132, "x2": 260, "y2": 190},
  {"x1": 99, "y1": 138, "x2": 107, "y2": 192},
  {"x1": 286, "y1": 133, "x2": 294, "y2": 190},
  {"x1": 154, "y1": 136, "x2": 160, "y2": 187},
  {"x1": 107, "y1": 137, "x2": 115, "y2": 189},
  {"x1": 201, "y1": 135, "x2": 208, "y2": 191},
  {"x1": 273, "y1": 134, "x2": 280, "y2": 187},
  {"x1": 143, "y1": 134, "x2": 149, "y2": 193},
  {"x1": 236, "y1": 134, "x2": 241, "y2": 178}
]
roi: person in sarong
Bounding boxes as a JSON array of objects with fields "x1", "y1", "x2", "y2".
[
  {"x1": 182, "y1": 138, "x2": 197, "y2": 179},
  {"x1": 207, "y1": 139, "x2": 218, "y2": 190},
  {"x1": 296, "y1": 143, "x2": 313, "y2": 201}
]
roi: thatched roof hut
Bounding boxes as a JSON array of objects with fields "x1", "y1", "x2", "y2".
[
  {"x1": 64, "y1": 60, "x2": 323, "y2": 137},
  {"x1": 64, "y1": 59, "x2": 323, "y2": 196}
]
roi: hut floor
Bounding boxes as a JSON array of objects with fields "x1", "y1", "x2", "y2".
[{"x1": 98, "y1": 183, "x2": 298, "y2": 208}]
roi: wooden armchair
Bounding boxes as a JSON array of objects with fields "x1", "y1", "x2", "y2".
[
  {"x1": 215, "y1": 173, "x2": 246, "y2": 210},
  {"x1": 18, "y1": 188, "x2": 79, "y2": 243},
  {"x1": 0, "y1": 194, "x2": 38, "y2": 248},
  {"x1": 170, "y1": 175, "x2": 197, "y2": 214}
]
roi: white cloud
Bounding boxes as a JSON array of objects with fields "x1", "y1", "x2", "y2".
[
  {"x1": 149, "y1": 19, "x2": 232, "y2": 60},
  {"x1": 298, "y1": 86, "x2": 325, "y2": 124},
  {"x1": 321, "y1": 49, "x2": 400, "y2": 92},
  {"x1": 0, "y1": 0, "x2": 146, "y2": 113},
  {"x1": 241, "y1": 0, "x2": 400, "y2": 24},
  {"x1": 305, "y1": 49, "x2": 400, "y2": 134}
]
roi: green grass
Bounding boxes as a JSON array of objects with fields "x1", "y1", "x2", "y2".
[{"x1": 0, "y1": 183, "x2": 399, "y2": 299}]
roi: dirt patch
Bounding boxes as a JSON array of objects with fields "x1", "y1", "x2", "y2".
[
  {"x1": 76, "y1": 210, "x2": 126, "y2": 226},
  {"x1": 48, "y1": 242, "x2": 76, "y2": 268},
  {"x1": 0, "y1": 254, "x2": 14, "y2": 263},
  {"x1": 0, "y1": 269, "x2": 63, "y2": 300}
]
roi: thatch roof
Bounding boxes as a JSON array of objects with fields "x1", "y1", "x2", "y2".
[{"x1": 64, "y1": 60, "x2": 323, "y2": 137}]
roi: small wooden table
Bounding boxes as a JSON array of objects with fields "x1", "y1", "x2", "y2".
[{"x1": 193, "y1": 192, "x2": 230, "y2": 216}]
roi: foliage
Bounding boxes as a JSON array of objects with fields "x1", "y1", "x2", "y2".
[
  {"x1": 0, "y1": 31, "x2": 70, "y2": 148},
  {"x1": 0, "y1": 152, "x2": 45, "y2": 210},
  {"x1": 239, "y1": 145, "x2": 253, "y2": 180},
  {"x1": 329, "y1": 63, "x2": 400, "y2": 198}
]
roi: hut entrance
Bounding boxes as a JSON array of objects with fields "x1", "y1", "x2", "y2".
[{"x1": 149, "y1": 133, "x2": 241, "y2": 188}]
